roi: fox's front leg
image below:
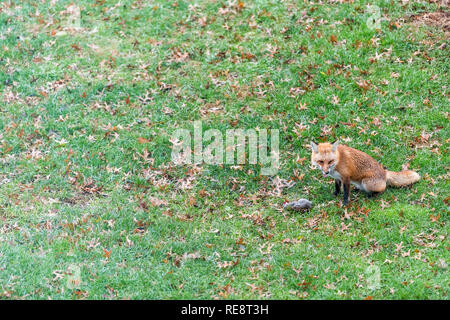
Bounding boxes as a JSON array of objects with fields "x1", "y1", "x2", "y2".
[
  {"x1": 334, "y1": 180, "x2": 341, "y2": 196},
  {"x1": 342, "y1": 178, "x2": 350, "y2": 206}
]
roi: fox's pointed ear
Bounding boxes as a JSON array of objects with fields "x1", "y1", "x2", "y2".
[
  {"x1": 310, "y1": 141, "x2": 318, "y2": 152},
  {"x1": 331, "y1": 140, "x2": 339, "y2": 151}
]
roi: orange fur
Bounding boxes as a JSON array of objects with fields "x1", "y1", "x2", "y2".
[{"x1": 311, "y1": 141, "x2": 420, "y2": 205}]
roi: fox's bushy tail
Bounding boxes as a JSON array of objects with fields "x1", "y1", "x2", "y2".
[{"x1": 386, "y1": 170, "x2": 420, "y2": 187}]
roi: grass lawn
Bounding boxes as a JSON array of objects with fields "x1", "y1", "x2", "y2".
[{"x1": 0, "y1": 0, "x2": 448, "y2": 299}]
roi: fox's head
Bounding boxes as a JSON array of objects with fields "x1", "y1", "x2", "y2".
[{"x1": 310, "y1": 141, "x2": 339, "y2": 177}]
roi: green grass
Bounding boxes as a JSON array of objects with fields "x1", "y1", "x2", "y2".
[{"x1": 0, "y1": 0, "x2": 448, "y2": 299}]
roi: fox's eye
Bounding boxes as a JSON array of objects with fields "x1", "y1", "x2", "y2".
[
  {"x1": 329, "y1": 160, "x2": 334, "y2": 164},
  {"x1": 318, "y1": 161, "x2": 323, "y2": 165}
]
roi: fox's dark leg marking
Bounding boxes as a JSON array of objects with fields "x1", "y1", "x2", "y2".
[
  {"x1": 334, "y1": 180, "x2": 341, "y2": 196},
  {"x1": 367, "y1": 191, "x2": 379, "y2": 198},
  {"x1": 342, "y1": 178, "x2": 350, "y2": 206}
]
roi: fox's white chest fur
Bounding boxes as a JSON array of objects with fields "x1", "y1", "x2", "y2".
[
  {"x1": 328, "y1": 168, "x2": 341, "y2": 180},
  {"x1": 329, "y1": 169, "x2": 365, "y2": 191}
]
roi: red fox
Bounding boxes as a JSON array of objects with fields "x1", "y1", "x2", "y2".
[{"x1": 310, "y1": 141, "x2": 420, "y2": 205}]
